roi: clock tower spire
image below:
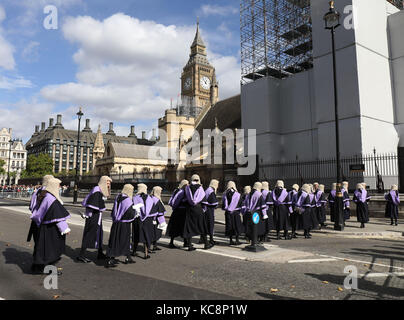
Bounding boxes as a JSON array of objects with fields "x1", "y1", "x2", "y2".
[{"x1": 180, "y1": 19, "x2": 218, "y2": 116}]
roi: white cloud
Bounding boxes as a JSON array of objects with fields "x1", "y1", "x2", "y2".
[
  {"x1": 200, "y1": 4, "x2": 238, "y2": 17},
  {"x1": 0, "y1": 99, "x2": 54, "y2": 139},
  {"x1": 21, "y1": 41, "x2": 40, "y2": 62},
  {"x1": 40, "y1": 13, "x2": 241, "y2": 126},
  {"x1": 0, "y1": 75, "x2": 33, "y2": 89}
]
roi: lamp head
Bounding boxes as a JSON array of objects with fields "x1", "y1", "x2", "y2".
[{"x1": 324, "y1": 1, "x2": 341, "y2": 30}]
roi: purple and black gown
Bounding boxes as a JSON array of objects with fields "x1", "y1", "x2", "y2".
[
  {"x1": 243, "y1": 189, "x2": 266, "y2": 241},
  {"x1": 29, "y1": 186, "x2": 44, "y2": 212},
  {"x1": 353, "y1": 189, "x2": 370, "y2": 225},
  {"x1": 296, "y1": 191, "x2": 316, "y2": 236},
  {"x1": 385, "y1": 190, "x2": 400, "y2": 223},
  {"x1": 107, "y1": 193, "x2": 135, "y2": 258},
  {"x1": 288, "y1": 190, "x2": 298, "y2": 236},
  {"x1": 342, "y1": 188, "x2": 351, "y2": 221},
  {"x1": 202, "y1": 187, "x2": 219, "y2": 240},
  {"x1": 327, "y1": 190, "x2": 336, "y2": 222},
  {"x1": 132, "y1": 193, "x2": 155, "y2": 249},
  {"x1": 262, "y1": 190, "x2": 274, "y2": 239},
  {"x1": 315, "y1": 190, "x2": 327, "y2": 226},
  {"x1": 27, "y1": 191, "x2": 70, "y2": 268},
  {"x1": 150, "y1": 195, "x2": 166, "y2": 245},
  {"x1": 182, "y1": 184, "x2": 207, "y2": 239},
  {"x1": 222, "y1": 189, "x2": 244, "y2": 240},
  {"x1": 166, "y1": 188, "x2": 187, "y2": 240},
  {"x1": 80, "y1": 186, "x2": 106, "y2": 250},
  {"x1": 269, "y1": 188, "x2": 292, "y2": 236}
]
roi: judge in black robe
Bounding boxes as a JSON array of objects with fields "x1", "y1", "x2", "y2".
[
  {"x1": 327, "y1": 183, "x2": 337, "y2": 223},
  {"x1": 296, "y1": 184, "x2": 316, "y2": 239},
  {"x1": 261, "y1": 181, "x2": 274, "y2": 242},
  {"x1": 315, "y1": 184, "x2": 327, "y2": 228},
  {"x1": 167, "y1": 180, "x2": 189, "y2": 248},
  {"x1": 241, "y1": 186, "x2": 251, "y2": 240},
  {"x1": 268, "y1": 180, "x2": 292, "y2": 240},
  {"x1": 243, "y1": 182, "x2": 267, "y2": 243},
  {"x1": 132, "y1": 184, "x2": 155, "y2": 259},
  {"x1": 288, "y1": 184, "x2": 299, "y2": 238},
  {"x1": 105, "y1": 184, "x2": 136, "y2": 267},
  {"x1": 27, "y1": 177, "x2": 70, "y2": 274},
  {"x1": 77, "y1": 176, "x2": 112, "y2": 263},
  {"x1": 223, "y1": 181, "x2": 244, "y2": 245},
  {"x1": 182, "y1": 174, "x2": 211, "y2": 251},
  {"x1": 201, "y1": 179, "x2": 219, "y2": 246},
  {"x1": 342, "y1": 181, "x2": 351, "y2": 224},
  {"x1": 150, "y1": 186, "x2": 167, "y2": 252},
  {"x1": 385, "y1": 185, "x2": 400, "y2": 225},
  {"x1": 353, "y1": 183, "x2": 370, "y2": 228}
]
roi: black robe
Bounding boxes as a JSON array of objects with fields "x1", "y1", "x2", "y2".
[
  {"x1": 167, "y1": 190, "x2": 187, "y2": 239},
  {"x1": 327, "y1": 192, "x2": 336, "y2": 222},
  {"x1": 27, "y1": 200, "x2": 70, "y2": 265},
  {"x1": 315, "y1": 192, "x2": 327, "y2": 224},
  {"x1": 353, "y1": 191, "x2": 369, "y2": 223},
  {"x1": 297, "y1": 194, "x2": 317, "y2": 231},
  {"x1": 132, "y1": 194, "x2": 154, "y2": 247},
  {"x1": 343, "y1": 191, "x2": 351, "y2": 221},
  {"x1": 81, "y1": 191, "x2": 106, "y2": 250},
  {"x1": 244, "y1": 190, "x2": 266, "y2": 239},
  {"x1": 263, "y1": 191, "x2": 275, "y2": 234},
  {"x1": 151, "y1": 198, "x2": 166, "y2": 243},
  {"x1": 183, "y1": 184, "x2": 207, "y2": 238},
  {"x1": 203, "y1": 189, "x2": 218, "y2": 237},
  {"x1": 223, "y1": 190, "x2": 245, "y2": 237},
  {"x1": 107, "y1": 196, "x2": 135, "y2": 258},
  {"x1": 270, "y1": 188, "x2": 291, "y2": 232},
  {"x1": 385, "y1": 192, "x2": 399, "y2": 220}
]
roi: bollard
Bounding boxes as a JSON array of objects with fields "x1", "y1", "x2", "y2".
[{"x1": 243, "y1": 212, "x2": 266, "y2": 252}]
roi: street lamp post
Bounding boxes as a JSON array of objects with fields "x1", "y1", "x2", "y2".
[
  {"x1": 324, "y1": 1, "x2": 344, "y2": 231},
  {"x1": 7, "y1": 139, "x2": 12, "y2": 186},
  {"x1": 73, "y1": 107, "x2": 84, "y2": 204}
]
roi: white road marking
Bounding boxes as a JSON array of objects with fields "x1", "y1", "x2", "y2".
[
  {"x1": 318, "y1": 254, "x2": 404, "y2": 271},
  {"x1": 288, "y1": 258, "x2": 338, "y2": 263},
  {"x1": 359, "y1": 272, "x2": 404, "y2": 278},
  {"x1": 0, "y1": 297, "x2": 5, "y2": 300}
]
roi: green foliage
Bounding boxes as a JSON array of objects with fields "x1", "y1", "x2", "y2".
[
  {"x1": 0, "y1": 159, "x2": 5, "y2": 175},
  {"x1": 24, "y1": 154, "x2": 54, "y2": 178}
]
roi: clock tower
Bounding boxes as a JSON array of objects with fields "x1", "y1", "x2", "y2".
[{"x1": 181, "y1": 20, "x2": 219, "y2": 114}]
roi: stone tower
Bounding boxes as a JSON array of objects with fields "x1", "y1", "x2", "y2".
[{"x1": 92, "y1": 124, "x2": 105, "y2": 169}]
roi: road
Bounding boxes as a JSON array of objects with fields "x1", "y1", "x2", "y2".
[{"x1": 0, "y1": 198, "x2": 403, "y2": 300}]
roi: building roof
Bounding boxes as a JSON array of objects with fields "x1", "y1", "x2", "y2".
[
  {"x1": 195, "y1": 94, "x2": 241, "y2": 135},
  {"x1": 108, "y1": 142, "x2": 176, "y2": 161}
]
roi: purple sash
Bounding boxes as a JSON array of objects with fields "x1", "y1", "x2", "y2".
[
  {"x1": 133, "y1": 194, "x2": 155, "y2": 221},
  {"x1": 354, "y1": 189, "x2": 366, "y2": 203},
  {"x1": 271, "y1": 189, "x2": 288, "y2": 206},
  {"x1": 296, "y1": 191, "x2": 309, "y2": 209},
  {"x1": 184, "y1": 185, "x2": 205, "y2": 206},
  {"x1": 245, "y1": 190, "x2": 262, "y2": 213},
  {"x1": 390, "y1": 190, "x2": 400, "y2": 206},
  {"x1": 112, "y1": 194, "x2": 134, "y2": 223},
  {"x1": 223, "y1": 191, "x2": 241, "y2": 213},
  {"x1": 31, "y1": 193, "x2": 69, "y2": 226}
]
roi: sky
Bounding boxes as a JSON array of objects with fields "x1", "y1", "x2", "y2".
[{"x1": 0, "y1": 0, "x2": 241, "y2": 142}]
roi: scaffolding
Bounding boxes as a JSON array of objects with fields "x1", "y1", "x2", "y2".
[{"x1": 241, "y1": 0, "x2": 312, "y2": 83}]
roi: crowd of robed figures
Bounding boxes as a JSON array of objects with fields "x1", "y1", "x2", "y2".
[{"x1": 26, "y1": 174, "x2": 400, "y2": 275}]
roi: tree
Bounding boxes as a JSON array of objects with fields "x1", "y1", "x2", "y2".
[
  {"x1": 24, "y1": 154, "x2": 54, "y2": 178},
  {"x1": 0, "y1": 159, "x2": 5, "y2": 175}
]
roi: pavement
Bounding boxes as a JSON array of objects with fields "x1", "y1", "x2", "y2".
[{"x1": 0, "y1": 198, "x2": 404, "y2": 300}]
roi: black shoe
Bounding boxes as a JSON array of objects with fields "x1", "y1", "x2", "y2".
[
  {"x1": 204, "y1": 243, "x2": 213, "y2": 250},
  {"x1": 395, "y1": 223, "x2": 398, "y2": 226},
  {"x1": 105, "y1": 259, "x2": 117, "y2": 268},
  {"x1": 229, "y1": 240, "x2": 236, "y2": 245},
  {"x1": 188, "y1": 246, "x2": 196, "y2": 252},
  {"x1": 153, "y1": 246, "x2": 162, "y2": 251},
  {"x1": 168, "y1": 243, "x2": 177, "y2": 249},
  {"x1": 391, "y1": 222, "x2": 394, "y2": 225},
  {"x1": 131, "y1": 251, "x2": 137, "y2": 257},
  {"x1": 284, "y1": 234, "x2": 292, "y2": 240},
  {"x1": 198, "y1": 237, "x2": 204, "y2": 244},
  {"x1": 112, "y1": 258, "x2": 119, "y2": 265},
  {"x1": 124, "y1": 257, "x2": 135, "y2": 264},
  {"x1": 209, "y1": 239, "x2": 216, "y2": 246},
  {"x1": 76, "y1": 256, "x2": 91, "y2": 263},
  {"x1": 276, "y1": 233, "x2": 281, "y2": 240},
  {"x1": 143, "y1": 254, "x2": 151, "y2": 260},
  {"x1": 292, "y1": 233, "x2": 297, "y2": 239},
  {"x1": 183, "y1": 241, "x2": 190, "y2": 248},
  {"x1": 97, "y1": 252, "x2": 107, "y2": 260}
]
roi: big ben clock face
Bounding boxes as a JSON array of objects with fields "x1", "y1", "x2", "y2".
[
  {"x1": 200, "y1": 76, "x2": 211, "y2": 90},
  {"x1": 184, "y1": 77, "x2": 192, "y2": 90}
]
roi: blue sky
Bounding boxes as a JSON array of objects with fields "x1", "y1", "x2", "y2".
[{"x1": 0, "y1": 0, "x2": 241, "y2": 141}]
